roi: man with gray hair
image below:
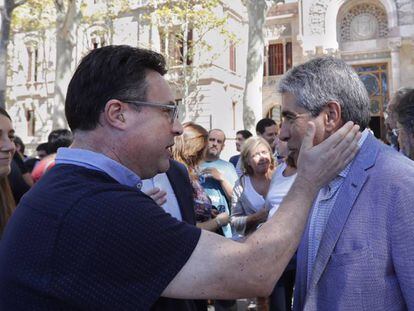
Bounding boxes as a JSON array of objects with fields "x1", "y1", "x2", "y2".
[
  {"x1": 385, "y1": 87, "x2": 413, "y2": 150},
  {"x1": 395, "y1": 88, "x2": 414, "y2": 160},
  {"x1": 277, "y1": 56, "x2": 414, "y2": 310}
]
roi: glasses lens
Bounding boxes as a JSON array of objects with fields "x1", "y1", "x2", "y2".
[{"x1": 172, "y1": 104, "x2": 179, "y2": 121}]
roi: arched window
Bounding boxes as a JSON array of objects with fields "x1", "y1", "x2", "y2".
[
  {"x1": 339, "y1": 3, "x2": 388, "y2": 42},
  {"x1": 87, "y1": 25, "x2": 109, "y2": 50}
]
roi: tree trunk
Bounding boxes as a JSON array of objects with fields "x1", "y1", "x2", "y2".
[
  {"x1": 242, "y1": 0, "x2": 271, "y2": 133},
  {"x1": 181, "y1": 12, "x2": 189, "y2": 120},
  {"x1": 0, "y1": 0, "x2": 26, "y2": 108},
  {"x1": 52, "y1": 0, "x2": 79, "y2": 129}
]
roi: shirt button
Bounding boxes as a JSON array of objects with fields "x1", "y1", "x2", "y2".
[{"x1": 136, "y1": 182, "x2": 142, "y2": 190}]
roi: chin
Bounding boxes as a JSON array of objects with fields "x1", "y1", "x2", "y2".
[
  {"x1": 158, "y1": 159, "x2": 171, "y2": 173},
  {"x1": 0, "y1": 166, "x2": 11, "y2": 179}
]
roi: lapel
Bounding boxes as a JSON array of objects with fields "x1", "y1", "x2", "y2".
[
  {"x1": 306, "y1": 134, "x2": 379, "y2": 294},
  {"x1": 166, "y1": 160, "x2": 196, "y2": 225}
]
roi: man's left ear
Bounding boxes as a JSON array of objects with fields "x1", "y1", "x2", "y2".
[{"x1": 324, "y1": 101, "x2": 342, "y2": 132}]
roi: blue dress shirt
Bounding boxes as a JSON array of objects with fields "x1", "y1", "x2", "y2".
[
  {"x1": 55, "y1": 148, "x2": 143, "y2": 189},
  {"x1": 307, "y1": 129, "x2": 369, "y2": 285}
]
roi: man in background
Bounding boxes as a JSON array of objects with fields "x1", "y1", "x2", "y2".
[
  {"x1": 200, "y1": 129, "x2": 238, "y2": 238},
  {"x1": 256, "y1": 118, "x2": 279, "y2": 156},
  {"x1": 229, "y1": 129, "x2": 252, "y2": 177},
  {"x1": 395, "y1": 88, "x2": 414, "y2": 160}
]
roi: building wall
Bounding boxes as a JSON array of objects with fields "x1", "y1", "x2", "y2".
[
  {"x1": 5, "y1": 0, "x2": 414, "y2": 157},
  {"x1": 263, "y1": 0, "x2": 414, "y2": 138},
  {"x1": 5, "y1": 0, "x2": 248, "y2": 160}
]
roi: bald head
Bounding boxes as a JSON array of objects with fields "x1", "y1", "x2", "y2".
[{"x1": 205, "y1": 129, "x2": 226, "y2": 161}]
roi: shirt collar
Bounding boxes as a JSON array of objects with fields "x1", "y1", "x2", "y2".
[{"x1": 55, "y1": 148, "x2": 143, "y2": 189}]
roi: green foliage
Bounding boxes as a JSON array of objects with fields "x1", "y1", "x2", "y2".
[
  {"x1": 146, "y1": 0, "x2": 238, "y2": 67},
  {"x1": 12, "y1": 0, "x2": 56, "y2": 32},
  {"x1": 11, "y1": 0, "x2": 131, "y2": 33}
]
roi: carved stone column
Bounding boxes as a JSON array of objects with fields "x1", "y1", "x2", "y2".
[{"x1": 388, "y1": 38, "x2": 402, "y2": 94}]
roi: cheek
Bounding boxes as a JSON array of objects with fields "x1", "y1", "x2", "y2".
[{"x1": 291, "y1": 126, "x2": 307, "y2": 144}]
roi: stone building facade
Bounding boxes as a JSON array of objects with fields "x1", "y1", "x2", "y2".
[
  {"x1": 263, "y1": 0, "x2": 414, "y2": 141},
  {"x1": 6, "y1": 0, "x2": 249, "y2": 158},
  {"x1": 4, "y1": 0, "x2": 414, "y2": 157}
]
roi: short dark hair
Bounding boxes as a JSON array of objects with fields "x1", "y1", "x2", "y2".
[
  {"x1": 256, "y1": 118, "x2": 276, "y2": 135},
  {"x1": 236, "y1": 130, "x2": 253, "y2": 140},
  {"x1": 47, "y1": 129, "x2": 73, "y2": 154},
  {"x1": 13, "y1": 136, "x2": 25, "y2": 153},
  {"x1": 36, "y1": 142, "x2": 49, "y2": 154},
  {"x1": 395, "y1": 89, "x2": 414, "y2": 135},
  {"x1": 65, "y1": 45, "x2": 167, "y2": 132}
]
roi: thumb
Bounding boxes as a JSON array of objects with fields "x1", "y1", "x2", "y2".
[{"x1": 300, "y1": 121, "x2": 316, "y2": 152}]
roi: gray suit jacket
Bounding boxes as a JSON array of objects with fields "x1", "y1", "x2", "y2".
[{"x1": 294, "y1": 134, "x2": 414, "y2": 311}]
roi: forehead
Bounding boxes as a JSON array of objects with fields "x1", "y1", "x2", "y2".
[
  {"x1": 263, "y1": 124, "x2": 277, "y2": 134},
  {"x1": 236, "y1": 133, "x2": 245, "y2": 139},
  {"x1": 281, "y1": 92, "x2": 309, "y2": 115},
  {"x1": 0, "y1": 115, "x2": 13, "y2": 131},
  {"x1": 251, "y1": 142, "x2": 269, "y2": 152},
  {"x1": 145, "y1": 70, "x2": 175, "y2": 103},
  {"x1": 209, "y1": 130, "x2": 225, "y2": 140}
]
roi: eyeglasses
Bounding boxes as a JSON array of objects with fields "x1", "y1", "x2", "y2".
[
  {"x1": 122, "y1": 100, "x2": 180, "y2": 123},
  {"x1": 392, "y1": 128, "x2": 401, "y2": 136},
  {"x1": 281, "y1": 112, "x2": 311, "y2": 125},
  {"x1": 251, "y1": 150, "x2": 270, "y2": 159}
]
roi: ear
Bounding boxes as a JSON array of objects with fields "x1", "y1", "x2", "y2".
[
  {"x1": 103, "y1": 99, "x2": 128, "y2": 130},
  {"x1": 323, "y1": 101, "x2": 342, "y2": 133}
]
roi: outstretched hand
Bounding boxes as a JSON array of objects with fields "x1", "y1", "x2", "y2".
[{"x1": 296, "y1": 121, "x2": 361, "y2": 190}]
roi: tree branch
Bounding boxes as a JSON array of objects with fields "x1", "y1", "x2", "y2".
[{"x1": 13, "y1": 0, "x2": 27, "y2": 8}]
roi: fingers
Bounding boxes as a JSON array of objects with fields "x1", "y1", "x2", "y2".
[
  {"x1": 143, "y1": 187, "x2": 167, "y2": 206},
  {"x1": 300, "y1": 121, "x2": 316, "y2": 152},
  {"x1": 152, "y1": 190, "x2": 167, "y2": 202},
  {"x1": 296, "y1": 122, "x2": 363, "y2": 190},
  {"x1": 143, "y1": 187, "x2": 159, "y2": 196},
  {"x1": 211, "y1": 209, "x2": 219, "y2": 217},
  {"x1": 326, "y1": 124, "x2": 361, "y2": 171},
  {"x1": 318, "y1": 121, "x2": 356, "y2": 152}
]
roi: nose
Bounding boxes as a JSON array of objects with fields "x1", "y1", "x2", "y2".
[
  {"x1": 0, "y1": 136, "x2": 16, "y2": 153},
  {"x1": 172, "y1": 118, "x2": 183, "y2": 136},
  {"x1": 279, "y1": 122, "x2": 290, "y2": 142}
]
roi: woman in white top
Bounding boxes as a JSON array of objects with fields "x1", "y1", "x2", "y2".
[{"x1": 230, "y1": 137, "x2": 275, "y2": 238}]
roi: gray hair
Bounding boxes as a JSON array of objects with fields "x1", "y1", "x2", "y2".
[
  {"x1": 395, "y1": 89, "x2": 414, "y2": 134},
  {"x1": 278, "y1": 56, "x2": 370, "y2": 130},
  {"x1": 389, "y1": 87, "x2": 413, "y2": 111}
]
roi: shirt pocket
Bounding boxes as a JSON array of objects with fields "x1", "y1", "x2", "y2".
[{"x1": 329, "y1": 247, "x2": 372, "y2": 268}]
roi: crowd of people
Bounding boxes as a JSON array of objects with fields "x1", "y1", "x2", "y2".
[{"x1": 0, "y1": 44, "x2": 413, "y2": 311}]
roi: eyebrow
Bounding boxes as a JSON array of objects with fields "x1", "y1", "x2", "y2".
[{"x1": 281, "y1": 111, "x2": 295, "y2": 117}]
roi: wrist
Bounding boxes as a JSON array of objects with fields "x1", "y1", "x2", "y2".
[
  {"x1": 215, "y1": 217, "x2": 223, "y2": 227},
  {"x1": 291, "y1": 176, "x2": 319, "y2": 197}
]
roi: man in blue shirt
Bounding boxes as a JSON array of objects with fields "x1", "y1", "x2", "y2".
[
  {"x1": 0, "y1": 45, "x2": 362, "y2": 310},
  {"x1": 200, "y1": 129, "x2": 238, "y2": 238}
]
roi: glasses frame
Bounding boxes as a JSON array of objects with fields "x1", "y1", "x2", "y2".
[
  {"x1": 122, "y1": 100, "x2": 180, "y2": 123},
  {"x1": 281, "y1": 111, "x2": 312, "y2": 125}
]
